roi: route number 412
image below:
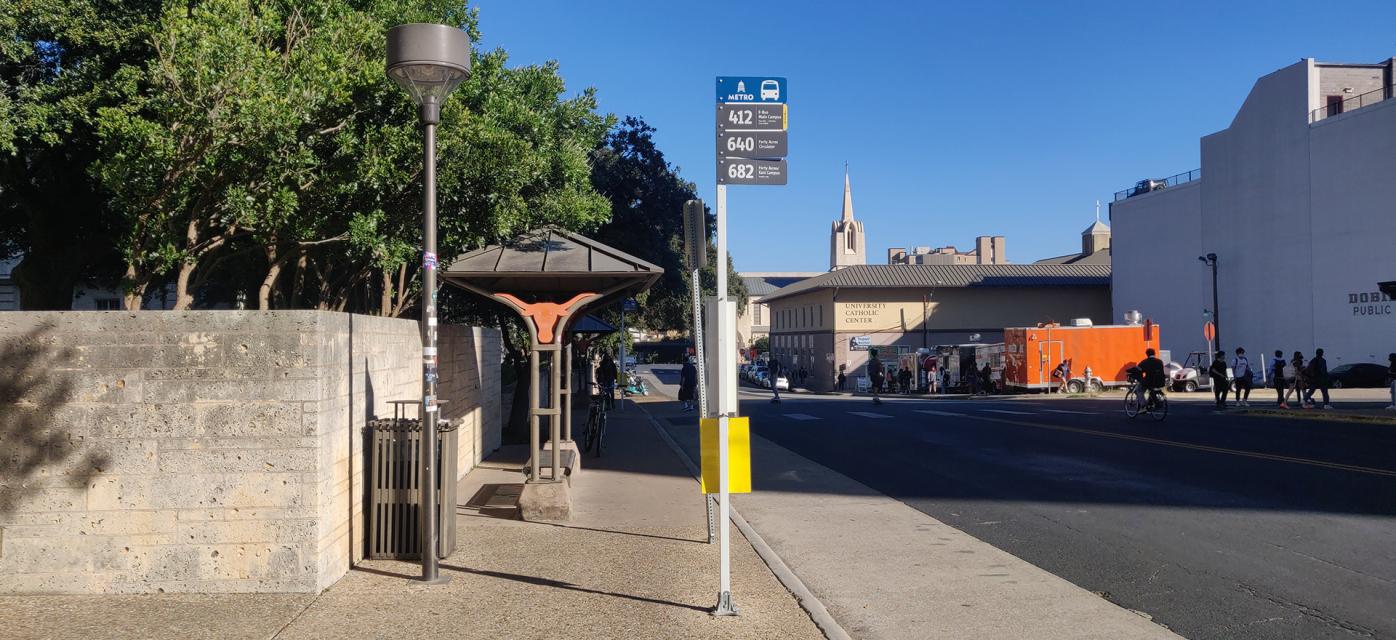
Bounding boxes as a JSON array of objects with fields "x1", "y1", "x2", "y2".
[{"x1": 726, "y1": 109, "x2": 754, "y2": 125}]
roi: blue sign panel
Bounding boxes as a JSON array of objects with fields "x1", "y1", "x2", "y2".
[{"x1": 716, "y1": 77, "x2": 787, "y2": 104}]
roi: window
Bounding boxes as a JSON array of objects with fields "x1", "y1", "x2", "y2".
[
  {"x1": 95, "y1": 298, "x2": 121, "y2": 310},
  {"x1": 1326, "y1": 95, "x2": 1344, "y2": 117},
  {"x1": 753, "y1": 304, "x2": 763, "y2": 325}
]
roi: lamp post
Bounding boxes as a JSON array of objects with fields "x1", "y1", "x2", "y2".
[
  {"x1": 386, "y1": 22, "x2": 471, "y2": 586},
  {"x1": 1198, "y1": 253, "x2": 1220, "y2": 353}
]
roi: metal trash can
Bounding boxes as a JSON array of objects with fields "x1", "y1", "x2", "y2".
[{"x1": 367, "y1": 418, "x2": 458, "y2": 560}]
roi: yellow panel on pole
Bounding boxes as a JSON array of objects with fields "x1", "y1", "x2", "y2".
[{"x1": 700, "y1": 417, "x2": 751, "y2": 494}]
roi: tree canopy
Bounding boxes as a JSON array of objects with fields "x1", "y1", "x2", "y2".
[{"x1": 2, "y1": 0, "x2": 745, "y2": 335}]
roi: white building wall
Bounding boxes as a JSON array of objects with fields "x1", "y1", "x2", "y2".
[
  {"x1": 1307, "y1": 97, "x2": 1396, "y2": 364},
  {"x1": 1110, "y1": 181, "x2": 1206, "y2": 358},
  {"x1": 1200, "y1": 61, "x2": 1316, "y2": 362},
  {"x1": 1112, "y1": 58, "x2": 1396, "y2": 367}
]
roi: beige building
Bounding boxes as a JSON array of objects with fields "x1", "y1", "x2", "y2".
[
  {"x1": 888, "y1": 236, "x2": 1007, "y2": 265},
  {"x1": 736, "y1": 271, "x2": 820, "y2": 350},
  {"x1": 761, "y1": 264, "x2": 1111, "y2": 391}
]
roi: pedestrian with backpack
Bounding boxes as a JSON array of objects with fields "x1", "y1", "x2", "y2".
[
  {"x1": 1386, "y1": 353, "x2": 1396, "y2": 410},
  {"x1": 1304, "y1": 348, "x2": 1332, "y2": 409},
  {"x1": 1271, "y1": 350, "x2": 1287, "y2": 407},
  {"x1": 1282, "y1": 351, "x2": 1310, "y2": 409},
  {"x1": 1231, "y1": 347, "x2": 1253, "y2": 406}
]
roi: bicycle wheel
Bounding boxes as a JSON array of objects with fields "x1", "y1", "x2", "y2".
[
  {"x1": 584, "y1": 413, "x2": 599, "y2": 453},
  {"x1": 594, "y1": 414, "x2": 606, "y2": 457},
  {"x1": 1124, "y1": 390, "x2": 1141, "y2": 418},
  {"x1": 1151, "y1": 394, "x2": 1168, "y2": 421}
]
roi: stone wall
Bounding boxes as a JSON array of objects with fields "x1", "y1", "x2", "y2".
[{"x1": 0, "y1": 311, "x2": 500, "y2": 594}]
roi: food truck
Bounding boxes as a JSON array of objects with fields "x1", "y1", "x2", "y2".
[{"x1": 1002, "y1": 321, "x2": 1161, "y2": 392}]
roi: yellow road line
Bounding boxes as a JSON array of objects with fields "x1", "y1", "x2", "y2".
[{"x1": 960, "y1": 414, "x2": 1396, "y2": 479}]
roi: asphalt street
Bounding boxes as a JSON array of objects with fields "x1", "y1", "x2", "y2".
[{"x1": 647, "y1": 365, "x2": 1396, "y2": 640}]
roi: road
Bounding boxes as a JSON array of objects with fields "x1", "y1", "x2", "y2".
[{"x1": 645, "y1": 365, "x2": 1396, "y2": 640}]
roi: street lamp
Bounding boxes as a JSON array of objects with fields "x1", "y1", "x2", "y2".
[
  {"x1": 386, "y1": 22, "x2": 471, "y2": 586},
  {"x1": 1198, "y1": 253, "x2": 1220, "y2": 353}
]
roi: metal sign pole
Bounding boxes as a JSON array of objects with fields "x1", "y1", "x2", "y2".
[
  {"x1": 618, "y1": 304, "x2": 626, "y2": 413},
  {"x1": 713, "y1": 183, "x2": 737, "y2": 616}
]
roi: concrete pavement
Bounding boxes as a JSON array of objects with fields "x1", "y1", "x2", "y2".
[
  {"x1": 697, "y1": 381, "x2": 1396, "y2": 640},
  {"x1": 0, "y1": 396, "x2": 823, "y2": 640},
  {"x1": 642, "y1": 365, "x2": 1183, "y2": 640}
]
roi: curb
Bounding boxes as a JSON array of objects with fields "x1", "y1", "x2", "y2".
[
  {"x1": 635, "y1": 402, "x2": 853, "y2": 640},
  {"x1": 1238, "y1": 408, "x2": 1396, "y2": 425}
]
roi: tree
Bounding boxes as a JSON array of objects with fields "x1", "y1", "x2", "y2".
[
  {"x1": 589, "y1": 117, "x2": 745, "y2": 333},
  {"x1": 0, "y1": 0, "x2": 161, "y2": 309}
]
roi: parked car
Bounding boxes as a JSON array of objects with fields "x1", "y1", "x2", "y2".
[
  {"x1": 773, "y1": 375, "x2": 790, "y2": 391},
  {"x1": 752, "y1": 369, "x2": 769, "y2": 387},
  {"x1": 1330, "y1": 363, "x2": 1389, "y2": 388}
]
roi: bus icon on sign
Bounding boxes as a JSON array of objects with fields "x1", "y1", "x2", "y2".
[{"x1": 760, "y1": 80, "x2": 780, "y2": 101}]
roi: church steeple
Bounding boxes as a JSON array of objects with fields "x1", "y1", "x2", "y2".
[
  {"x1": 830, "y1": 164, "x2": 866, "y2": 270},
  {"x1": 841, "y1": 164, "x2": 854, "y2": 222}
]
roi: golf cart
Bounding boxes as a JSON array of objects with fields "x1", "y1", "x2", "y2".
[{"x1": 1169, "y1": 351, "x2": 1231, "y2": 392}]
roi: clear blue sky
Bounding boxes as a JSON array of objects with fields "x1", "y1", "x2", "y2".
[{"x1": 473, "y1": 0, "x2": 1396, "y2": 272}]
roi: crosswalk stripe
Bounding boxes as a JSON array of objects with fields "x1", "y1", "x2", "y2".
[
  {"x1": 848, "y1": 411, "x2": 893, "y2": 419},
  {"x1": 783, "y1": 413, "x2": 820, "y2": 421},
  {"x1": 980, "y1": 409, "x2": 1035, "y2": 415},
  {"x1": 915, "y1": 409, "x2": 967, "y2": 417},
  {"x1": 1043, "y1": 409, "x2": 1099, "y2": 415}
]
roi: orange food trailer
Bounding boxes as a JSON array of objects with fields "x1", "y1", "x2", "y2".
[{"x1": 1003, "y1": 322, "x2": 1161, "y2": 392}]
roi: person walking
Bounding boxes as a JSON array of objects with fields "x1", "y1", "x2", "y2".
[
  {"x1": 798, "y1": 365, "x2": 808, "y2": 390},
  {"x1": 678, "y1": 357, "x2": 698, "y2": 412},
  {"x1": 980, "y1": 362, "x2": 994, "y2": 395},
  {"x1": 1271, "y1": 350, "x2": 1287, "y2": 407},
  {"x1": 1304, "y1": 348, "x2": 1332, "y2": 409},
  {"x1": 927, "y1": 363, "x2": 938, "y2": 394},
  {"x1": 1386, "y1": 353, "x2": 1396, "y2": 410},
  {"x1": 868, "y1": 349, "x2": 886, "y2": 405},
  {"x1": 836, "y1": 368, "x2": 847, "y2": 392},
  {"x1": 899, "y1": 367, "x2": 912, "y2": 395},
  {"x1": 1208, "y1": 351, "x2": 1229, "y2": 411},
  {"x1": 1282, "y1": 351, "x2": 1310, "y2": 409},
  {"x1": 1231, "y1": 347, "x2": 1253, "y2": 406},
  {"x1": 769, "y1": 358, "x2": 783, "y2": 404}
]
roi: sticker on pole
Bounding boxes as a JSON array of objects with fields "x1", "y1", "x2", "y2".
[
  {"x1": 699, "y1": 417, "x2": 751, "y2": 494},
  {"x1": 423, "y1": 251, "x2": 438, "y2": 270}
]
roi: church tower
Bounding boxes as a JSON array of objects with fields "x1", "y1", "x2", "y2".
[{"x1": 829, "y1": 168, "x2": 866, "y2": 270}]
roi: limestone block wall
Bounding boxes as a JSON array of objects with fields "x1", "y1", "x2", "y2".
[{"x1": 0, "y1": 311, "x2": 500, "y2": 594}]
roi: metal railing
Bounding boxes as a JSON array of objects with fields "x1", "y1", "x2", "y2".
[
  {"x1": 1310, "y1": 84, "x2": 1394, "y2": 123},
  {"x1": 1113, "y1": 168, "x2": 1201, "y2": 202}
]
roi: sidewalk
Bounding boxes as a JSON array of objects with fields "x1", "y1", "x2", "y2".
[{"x1": 1, "y1": 397, "x2": 823, "y2": 640}]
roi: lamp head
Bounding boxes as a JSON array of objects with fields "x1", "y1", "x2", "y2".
[{"x1": 386, "y1": 23, "x2": 471, "y2": 123}]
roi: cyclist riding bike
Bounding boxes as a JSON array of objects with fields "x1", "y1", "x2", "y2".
[{"x1": 1136, "y1": 348, "x2": 1167, "y2": 409}]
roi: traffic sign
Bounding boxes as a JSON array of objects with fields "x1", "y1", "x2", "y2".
[
  {"x1": 717, "y1": 157, "x2": 786, "y2": 185},
  {"x1": 718, "y1": 130, "x2": 787, "y2": 158},
  {"x1": 717, "y1": 104, "x2": 786, "y2": 131},
  {"x1": 1203, "y1": 321, "x2": 1215, "y2": 341},
  {"x1": 624, "y1": 298, "x2": 638, "y2": 313},
  {"x1": 716, "y1": 77, "x2": 786, "y2": 104}
]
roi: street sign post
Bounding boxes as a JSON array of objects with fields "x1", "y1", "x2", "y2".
[
  {"x1": 717, "y1": 157, "x2": 787, "y2": 185},
  {"x1": 715, "y1": 76, "x2": 786, "y2": 103},
  {"x1": 718, "y1": 130, "x2": 788, "y2": 158},
  {"x1": 709, "y1": 75, "x2": 788, "y2": 618},
  {"x1": 717, "y1": 104, "x2": 787, "y2": 131}
]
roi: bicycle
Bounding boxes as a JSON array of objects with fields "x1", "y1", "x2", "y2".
[
  {"x1": 1124, "y1": 381, "x2": 1168, "y2": 421},
  {"x1": 583, "y1": 383, "x2": 608, "y2": 457}
]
